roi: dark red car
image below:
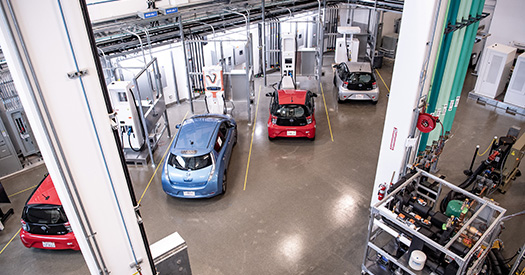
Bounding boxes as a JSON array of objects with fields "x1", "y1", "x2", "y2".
[
  {"x1": 20, "y1": 175, "x2": 80, "y2": 250},
  {"x1": 266, "y1": 89, "x2": 317, "y2": 140}
]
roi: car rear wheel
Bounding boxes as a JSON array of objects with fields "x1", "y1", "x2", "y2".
[
  {"x1": 309, "y1": 136, "x2": 316, "y2": 141},
  {"x1": 268, "y1": 135, "x2": 275, "y2": 141},
  {"x1": 221, "y1": 172, "x2": 227, "y2": 194}
]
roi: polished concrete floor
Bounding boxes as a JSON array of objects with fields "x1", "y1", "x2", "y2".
[{"x1": 1, "y1": 56, "x2": 524, "y2": 275}]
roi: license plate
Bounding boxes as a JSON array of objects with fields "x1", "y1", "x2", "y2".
[
  {"x1": 287, "y1": 131, "x2": 296, "y2": 136},
  {"x1": 355, "y1": 94, "x2": 365, "y2": 99},
  {"x1": 42, "y1": 242, "x2": 55, "y2": 248},
  {"x1": 183, "y1": 191, "x2": 195, "y2": 196}
]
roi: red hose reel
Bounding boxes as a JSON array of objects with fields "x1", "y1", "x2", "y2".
[{"x1": 417, "y1": 113, "x2": 438, "y2": 133}]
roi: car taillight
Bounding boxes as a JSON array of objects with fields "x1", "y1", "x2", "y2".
[
  {"x1": 271, "y1": 115, "x2": 277, "y2": 124},
  {"x1": 306, "y1": 116, "x2": 312, "y2": 124},
  {"x1": 373, "y1": 82, "x2": 377, "y2": 89},
  {"x1": 21, "y1": 219, "x2": 28, "y2": 231},
  {"x1": 65, "y1": 222, "x2": 73, "y2": 233}
]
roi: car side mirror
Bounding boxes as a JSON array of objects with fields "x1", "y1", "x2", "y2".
[
  {"x1": 312, "y1": 93, "x2": 318, "y2": 97},
  {"x1": 176, "y1": 124, "x2": 181, "y2": 129},
  {"x1": 265, "y1": 92, "x2": 274, "y2": 97}
]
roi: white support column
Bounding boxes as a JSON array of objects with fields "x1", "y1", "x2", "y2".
[
  {"x1": 370, "y1": 0, "x2": 444, "y2": 206},
  {"x1": 0, "y1": 1, "x2": 154, "y2": 274}
]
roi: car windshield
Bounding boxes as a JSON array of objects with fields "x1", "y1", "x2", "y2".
[
  {"x1": 24, "y1": 205, "x2": 68, "y2": 224},
  {"x1": 273, "y1": 104, "x2": 309, "y2": 118},
  {"x1": 168, "y1": 153, "x2": 212, "y2": 170},
  {"x1": 345, "y1": 72, "x2": 375, "y2": 90}
]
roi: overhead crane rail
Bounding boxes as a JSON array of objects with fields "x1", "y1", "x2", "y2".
[{"x1": 92, "y1": 0, "x2": 405, "y2": 57}]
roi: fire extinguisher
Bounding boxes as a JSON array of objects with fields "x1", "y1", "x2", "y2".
[{"x1": 378, "y1": 183, "x2": 387, "y2": 201}]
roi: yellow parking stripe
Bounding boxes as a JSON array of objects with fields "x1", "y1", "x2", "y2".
[
  {"x1": 320, "y1": 82, "x2": 334, "y2": 142},
  {"x1": 0, "y1": 228, "x2": 21, "y2": 256},
  {"x1": 243, "y1": 85, "x2": 261, "y2": 191},
  {"x1": 375, "y1": 69, "x2": 390, "y2": 94},
  {"x1": 138, "y1": 110, "x2": 189, "y2": 205},
  {"x1": 8, "y1": 184, "x2": 38, "y2": 198}
]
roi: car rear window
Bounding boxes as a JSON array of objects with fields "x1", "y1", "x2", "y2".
[
  {"x1": 168, "y1": 153, "x2": 212, "y2": 170},
  {"x1": 273, "y1": 104, "x2": 309, "y2": 118},
  {"x1": 345, "y1": 72, "x2": 375, "y2": 90},
  {"x1": 24, "y1": 205, "x2": 68, "y2": 224}
]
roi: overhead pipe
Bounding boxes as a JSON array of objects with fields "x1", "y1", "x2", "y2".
[
  {"x1": 442, "y1": 0, "x2": 485, "y2": 133},
  {"x1": 418, "y1": 0, "x2": 460, "y2": 153},
  {"x1": 179, "y1": 14, "x2": 194, "y2": 113}
]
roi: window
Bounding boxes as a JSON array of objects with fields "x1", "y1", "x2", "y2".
[
  {"x1": 274, "y1": 104, "x2": 308, "y2": 118},
  {"x1": 215, "y1": 123, "x2": 227, "y2": 152},
  {"x1": 345, "y1": 72, "x2": 375, "y2": 90},
  {"x1": 168, "y1": 153, "x2": 212, "y2": 170},
  {"x1": 24, "y1": 205, "x2": 68, "y2": 224}
]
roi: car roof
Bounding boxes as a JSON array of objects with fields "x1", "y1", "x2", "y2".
[
  {"x1": 173, "y1": 115, "x2": 223, "y2": 155},
  {"x1": 27, "y1": 175, "x2": 62, "y2": 206},
  {"x1": 345, "y1": 62, "x2": 372, "y2": 73},
  {"x1": 277, "y1": 89, "x2": 307, "y2": 105}
]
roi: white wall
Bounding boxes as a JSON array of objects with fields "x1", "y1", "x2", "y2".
[{"x1": 486, "y1": 0, "x2": 525, "y2": 48}]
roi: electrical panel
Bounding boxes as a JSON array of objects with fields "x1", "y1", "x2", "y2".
[
  {"x1": 474, "y1": 43, "x2": 517, "y2": 99},
  {"x1": 504, "y1": 52, "x2": 525, "y2": 107},
  {"x1": 0, "y1": 71, "x2": 39, "y2": 158},
  {"x1": 0, "y1": 118, "x2": 22, "y2": 177}
]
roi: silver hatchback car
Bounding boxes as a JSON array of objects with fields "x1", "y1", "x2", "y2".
[{"x1": 333, "y1": 62, "x2": 379, "y2": 104}]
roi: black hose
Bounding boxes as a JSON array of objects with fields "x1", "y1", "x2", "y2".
[
  {"x1": 488, "y1": 250, "x2": 503, "y2": 275},
  {"x1": 128, "y1": 131, "x2": 142, "y2": 152},
  {"x1": 493, "y1": 248, "x2": 510, "y2": 274},
  {"x1": 127, "y1": 88, "x2": 146, "y2": 151}
]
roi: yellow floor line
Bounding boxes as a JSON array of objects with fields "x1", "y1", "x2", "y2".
[
  {"x1": 138, "y1": 110, "x2": 189, "y2": 205},
  {"x1": 8, "y1": 184, "x2": 38, "y2": 198},
  {"x1": 375, "y1": 69, "x2": 391, "y2": 94},
  {"x1": 320, "y1": 82, "x2": 334, "y2": 142},
  {"x1": 243, "y1": 85, "x2": 261, "y2": 191},
  {"x1": 0, "y1": 228, "x2": 21, "y2": 256}
]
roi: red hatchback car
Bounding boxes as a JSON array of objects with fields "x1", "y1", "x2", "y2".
[
  {"x1": 266, "y1": 88, "x2": 317, "y2": 140},
  {"x1": 20, "y1": 175, "x2": 80, "y2": 250}
]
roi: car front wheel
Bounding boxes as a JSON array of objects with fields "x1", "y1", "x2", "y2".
[{"x1": 221, "y1": 171, "x2": 227, "y2": 194}]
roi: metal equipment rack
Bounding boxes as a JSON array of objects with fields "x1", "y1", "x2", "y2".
[{"x1": 362, "y1": 169, "x2": 506, "y2": 275}]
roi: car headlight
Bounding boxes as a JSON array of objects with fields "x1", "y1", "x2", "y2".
[{"x1": 207, "y1": 153, "x2": 216, "y2": 183}]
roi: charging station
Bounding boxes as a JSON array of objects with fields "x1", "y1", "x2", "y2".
[{"x1": 203, "y1": 65, "x2": 226, "y2": 114}]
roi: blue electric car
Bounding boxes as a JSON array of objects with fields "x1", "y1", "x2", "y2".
[{"x1": 162, "y1": 114, "x2": 237, "y2": 198}]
